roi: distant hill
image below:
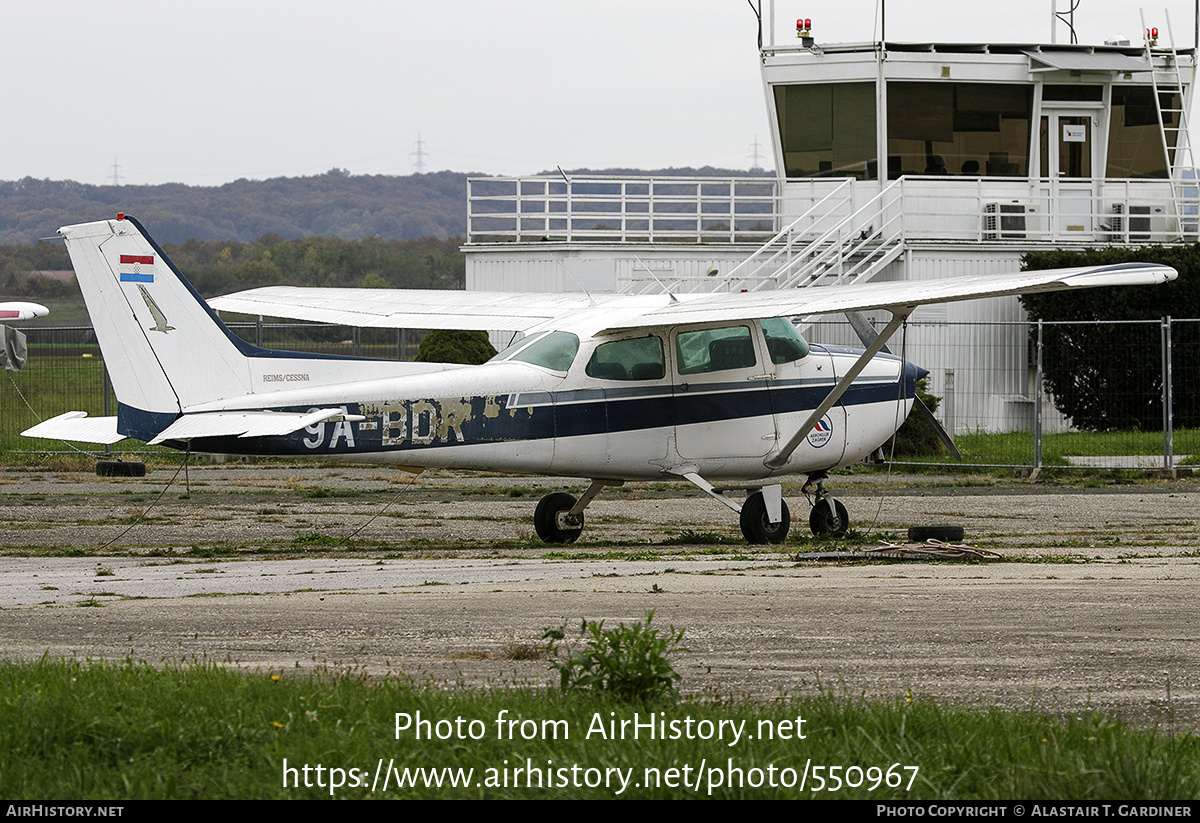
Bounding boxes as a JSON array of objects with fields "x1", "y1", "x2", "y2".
[{"x1": 0, "y1": 167, "x2": 770, "y2": 246}]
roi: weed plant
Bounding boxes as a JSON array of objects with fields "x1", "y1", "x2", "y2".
[{"x1": 542, "y1": 610, "x2": 687, "y2": 703}]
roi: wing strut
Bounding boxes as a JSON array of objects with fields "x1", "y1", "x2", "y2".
[{"x1": 764, "y1": 308, "x2": 912, "y2": 470}]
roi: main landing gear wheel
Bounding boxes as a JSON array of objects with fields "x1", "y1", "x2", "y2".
[
  {"x1": 739, "y1": 492, "x2": 791, "y2": 544},
  {"x1": 95, "y1": 460, "x2": 146, "y2": 478},
  {"x1": 809, "y1": 498, "x2": 849, "y2": 538},
  {"x1": 534, "y1": 492, "x2": 584, "y2": 544}
]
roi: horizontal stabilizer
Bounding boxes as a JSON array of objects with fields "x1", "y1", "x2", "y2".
[
  {"x1": 148, "y1": 408, "x2": 364, "y2": 444},
  {"x1": 22, "y1": 412, "x2": 125, "y2": 445}
]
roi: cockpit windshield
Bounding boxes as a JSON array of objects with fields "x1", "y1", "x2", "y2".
[
  {"x1": 487, "y1": 331, "x2": 580, "y2": 372},
  {"x1": 760, "y1": 317, "x2": 810, "y2": 363}
]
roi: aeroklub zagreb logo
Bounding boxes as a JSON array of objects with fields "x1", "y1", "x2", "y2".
[{"x1": 806, "y1": 415, "x2": 834, "y2": 448}]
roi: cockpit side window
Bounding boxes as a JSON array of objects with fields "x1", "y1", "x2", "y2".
[
  {"x1": 675, "y1": 325, "x2": 756, "y2": 375},
  {"x1": 760, "y1": 317, "x2": 810, "y2": 364},
  {"x1": 585, "y1": 335, "x2": 665, "y2": 381}
]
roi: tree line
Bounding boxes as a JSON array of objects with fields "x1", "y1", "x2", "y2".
[{"x1": 1, "y1": 233, "x2": 465, "y2": 300}]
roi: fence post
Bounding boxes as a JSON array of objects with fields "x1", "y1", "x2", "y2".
[
  {"x1": 103, "y1": 364, "x2": 112, "y2": 457},
  {"x1": 944, "y1": 368, "x2": 955, "y2": 443},
  {"x1": 1163, "y1": 316, "x2": 1174, "y2": 471},
  {"x1": 1034, "y1": 319, "x2": 1043, "y2": 471}
]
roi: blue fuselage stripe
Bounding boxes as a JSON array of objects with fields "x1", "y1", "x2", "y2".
[{"x1": 129, "y1": 366, "x2": 921, "y2": 455}]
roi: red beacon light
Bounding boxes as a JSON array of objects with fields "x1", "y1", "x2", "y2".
[
  {"x1": 796, "y1": 18, "x2": 812, "y2": 37},
  {"x1": 116, "y1": 212, "x2": 125, "y2": 221},
  {"x1": 1146, "y1": 27, "x2": 1159, "y2": 45}
]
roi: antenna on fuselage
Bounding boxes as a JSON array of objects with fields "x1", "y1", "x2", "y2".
[
  {"x1": 553, "y1": 259, "x2": 596, "y2": 304},
  {"x1": 633, "y1": 254, "x2": 679, "y2": 302}
]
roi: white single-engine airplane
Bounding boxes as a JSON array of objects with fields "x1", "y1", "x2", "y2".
[
  {"x1": 23, "y1": 215, "x2": 1176, "y2": 543},
  {"x1": 0, "y1": 302, "x2": 49, "y2": 322}
]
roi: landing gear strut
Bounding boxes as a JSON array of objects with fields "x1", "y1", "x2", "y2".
[
  {"x1": 804, "y1": 473, "x2": 850, "y2": 537},
  {"x1": 533, "y1": 479, "x2": 623, "y2": 544}
]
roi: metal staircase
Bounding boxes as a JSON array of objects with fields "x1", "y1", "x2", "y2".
[{"x1": 620, "y1": 179, "x2": 906, "y2": 296}]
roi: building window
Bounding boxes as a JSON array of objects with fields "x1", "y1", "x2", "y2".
[
  {"x1": 1107, "y1": 86, "x2": 1175, "y2": 178},
  {"x1": 886, "y1": 82, "x2": 1032, "y2": 178},
  {"x1": 774, "y1": 82, "x2": 877, "y2": 179}
]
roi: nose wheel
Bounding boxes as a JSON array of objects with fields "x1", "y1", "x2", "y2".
[{"x1": 804, "y1": 474, "x2": 850, "y2": 537}]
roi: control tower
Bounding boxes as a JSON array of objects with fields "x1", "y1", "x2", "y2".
[{"x1": 463, "y1": 12, "x2": 1195, "y2": 432}]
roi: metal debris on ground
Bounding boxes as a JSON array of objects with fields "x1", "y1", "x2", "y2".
[{"x1": 794, "y1": 540, "x2": 1002, "y2": 562}]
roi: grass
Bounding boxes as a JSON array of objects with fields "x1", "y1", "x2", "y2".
[
  {"x1": 896, "y1": 428, "x2": 1200, "y2": 468},
  {"x1": 1, "y1": 658, "x2": 1197, "y2": 799}
]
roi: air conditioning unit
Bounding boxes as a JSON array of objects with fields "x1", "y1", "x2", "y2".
[
  {"x1": 1111, "y1": 203, "x2": 1172, "y2": 242},
  {"x1": 984, "y1": 202, "x2": 1038, "y2": 240}
]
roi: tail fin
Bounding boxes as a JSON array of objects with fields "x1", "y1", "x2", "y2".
[{"x1": 60, "y1": 215, "x2": 257, "y2": 434}]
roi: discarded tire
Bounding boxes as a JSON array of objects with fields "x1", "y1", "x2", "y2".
[
  {"x1": 908, "y1": 525, "x2": 964, "y2": 542},
  {"x1": 95, "y1": 460, "x2": 146, "y2": 478}
]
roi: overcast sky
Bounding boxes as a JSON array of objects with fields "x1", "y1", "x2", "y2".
[{"x1": 3, "y1": 0, "x2": 1194, "y2": 185}]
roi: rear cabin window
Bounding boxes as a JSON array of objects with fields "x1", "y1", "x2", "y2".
[
  {"x1": 585, "y1": 336, "x2": 665, "y2": 381},
  {"x1": 675, "y1": 326, "x2": 757, "y2": 375}
]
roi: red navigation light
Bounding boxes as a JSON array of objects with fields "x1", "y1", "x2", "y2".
[
  {"x1": 1152, "y1": 27, "x2": 1159, "y2": 38},
  {"x1": 116, "y1": 212, "x2": 125, "y2": 221},
  {"x1": 796, "y1": 17, "x2": 811, "y2": 36}
]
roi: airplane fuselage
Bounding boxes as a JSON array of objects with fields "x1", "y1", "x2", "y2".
[{"x1": 137, "y1": 328, "x2": 922, "y2": 481}]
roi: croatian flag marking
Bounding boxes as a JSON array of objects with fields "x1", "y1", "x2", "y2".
[{"x1": 119, "y1": 254, "x2": 155, "y2": 283}]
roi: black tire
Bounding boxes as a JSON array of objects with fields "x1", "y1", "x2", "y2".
[
  {"x1": 533, "y1": 492, "x2": 583, "y2": 544},
  {"x1": 809, "y1": 498, "x2": 849, "y2": 537},
  {"x1": 739, "y1": 492, "x2": 791, "y2": 544},
  {"x1": 95, "y1": 460, "x2": 146, "y2": 478},
  {"x1": 908, "y1": 525, "x2": 965, "y2": 543}
]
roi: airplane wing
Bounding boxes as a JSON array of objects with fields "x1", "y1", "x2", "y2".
[
  {"x1": 207, "y1": 287, "x2": 627, "y2": 333},
  {"x1": 598, "y1": 263, "x2": 1178, "y2": 330},
  {"x1": 208, "y1": 263, "x2": 1176, "y2": 333}
]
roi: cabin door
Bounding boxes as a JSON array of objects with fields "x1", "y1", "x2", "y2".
[
  {"x1": 669, "y1": 323, "x2": 776, "y2": 461},
  {"x1": 1038, "y1": 108, "x2": 1101, "y2": 240}
]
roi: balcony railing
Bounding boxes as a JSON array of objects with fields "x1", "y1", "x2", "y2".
[
  {"x1": 467, "y1": 174, "x2": 1198, "y2": 247},
  {"x1": 467, "y1": 175, "x2": 780, "y2": 244}
]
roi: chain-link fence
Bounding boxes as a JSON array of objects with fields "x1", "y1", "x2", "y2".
[
  {"x1": 1, "y1": 323, "x2": 425, "y2": 459},
  {"x1": 803, "y1": 316, "x2": 1198, "y2": 471},
  {"x1": 3, "y1": 319, "x2": 1195, "y2": 472}
]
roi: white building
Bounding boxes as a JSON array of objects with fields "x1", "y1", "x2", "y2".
[{"x1": 463, "y1": 20, "x2": 1195, "y2": 432}]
